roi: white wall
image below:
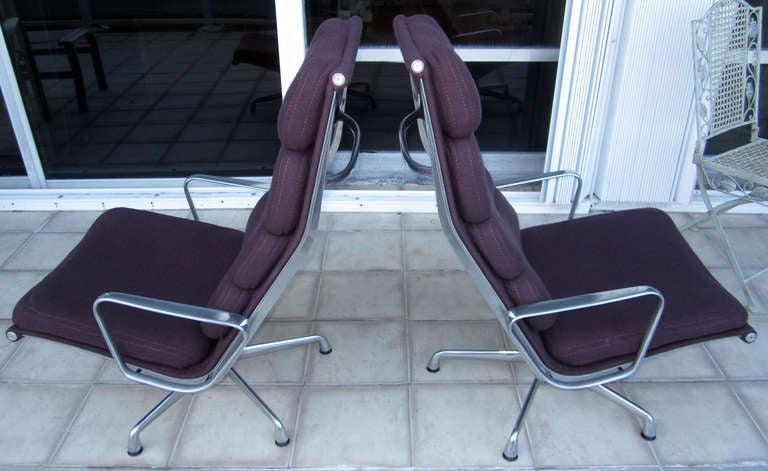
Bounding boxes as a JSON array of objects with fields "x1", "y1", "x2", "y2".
[{"x1": 593, "y1": 0, "x2": 712, "y2": 206}]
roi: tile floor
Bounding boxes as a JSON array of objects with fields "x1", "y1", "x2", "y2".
[{"x1": 0, "y1": 209, "x2": 767, "y2": 470}]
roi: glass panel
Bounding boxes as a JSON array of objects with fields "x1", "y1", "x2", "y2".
[
  {"x1": 307, "y1": 0, "x2": 565, "y2": 47},
  {"x1": 0, "y1": 96, "x2": 25, "y2": 176},
  {"x1": 2, "y1": 1, "x2": 280, "y2": 179}
]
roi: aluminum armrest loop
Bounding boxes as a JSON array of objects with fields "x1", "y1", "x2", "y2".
[
  {"x1": 326, "y1": 107, "x2": 361, "y2": 183},
  {"x1": 93, "y1": 292, "x2": 249, "y2": 393},
  {"x1": 398, "y1": 105, "x2": 432, "y2": 175},
  {"x1": 508, "y1": 285, "x2": 665, "y2": 389},
  {"x1": 184, "y1": 174, "x2": 271, "y2": 221},
  {"x1": 495, "y1": 170, "x2": 583, "y2": 220}
]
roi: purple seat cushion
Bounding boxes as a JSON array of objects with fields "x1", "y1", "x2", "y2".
[
  {"x1": 394, "y1": 14, "x2": 553, "y2": 329},
  {"x1": 522, "y1": 208, "x2": 750, "y2": 371},
  {"x1": 11, "y1": 208, "x2": 243, "y2": 372}
]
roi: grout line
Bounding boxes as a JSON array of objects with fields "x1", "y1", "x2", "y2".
[
  {"x1": 167, "y1": 392, "x2": 196, "y2": 468},
  {"x1": 402, "y1": 220, "x2": 416, "y2": 468},
  {"x1": 45, "y1": 382, "x2": 96, "y2": 467},
  {"x1": 727, "y1": 382, "x2": 768, "y2": 448}
]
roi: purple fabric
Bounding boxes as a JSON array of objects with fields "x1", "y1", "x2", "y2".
[
  {"x1": 10, "y1": 208, "x2": 243, "y2": 370},
  {"x1": 394, "y1": 14, "x2": 553, "y2": 329},
  {"x1": 522, "y1": 208, "x2": 751, "y2": 372},
  {"x1": 10, "y1": 16, "x2": 364, "y2": 378},
  {"x1": 203, "y1": 16, "x2": 363, "y2": 338}
]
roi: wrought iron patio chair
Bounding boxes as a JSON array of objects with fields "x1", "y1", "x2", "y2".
[
  {"x1": 682, "y1": 0, "x2": 767, "y2": 308},
  {"x1": 6, "y1": 16, "x2": 363, "y2": 456},
  {"x1": 394, "y1": 13, "x2": 756, "y2": 462}
]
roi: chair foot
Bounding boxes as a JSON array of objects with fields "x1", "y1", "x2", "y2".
[
  {"x1": 503, "y1": 379, "x2": 538, "y2": 462},
  {"x1": 502, "y1": 452, "x2": 518, "y2": 462},
  {"x1": 742, "y1": 331, "x2": 758, "y2": 344},
  {"x1": 592, "y1": 384, "x2": 656, "y2": 441},
  {"x1": 320, "y1": 347, "x2": 332, "y2": 355},
  {"x1": 427, "y1": 350, "x2": 521, "y2": 372},
  {"x1": 127, "y1": 391, "x2": 184, "y2": 457},
  {"x1": 127, "y1": 446, "x2": 143, "y2": 457},
  {"x1": 229, "y1": 368, "x2": 291, "y2": 446},
  {"x1": 275, "y1": 438, "x2": 290, "y2": 447}
]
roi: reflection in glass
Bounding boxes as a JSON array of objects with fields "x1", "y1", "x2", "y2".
[
  {"x1": 0, "y1": 97, "x2": 25, "y2": 176},
  {"x1": 2, "y1": 1, "x2": 281, "y2": 178},
  {"x1": 307, "y1": 0, "x2": 565, "y2": 47}
]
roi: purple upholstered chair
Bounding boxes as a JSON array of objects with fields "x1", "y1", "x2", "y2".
[
  {"x1": 394, "y1": 14, "x2": 756, "y2": 462},
  {"x1": 7, "y1": 16, "x2": 363, "y2": 457}
]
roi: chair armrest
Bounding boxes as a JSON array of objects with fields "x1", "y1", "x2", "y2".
[
  {"x1": 495, "y1": 170, "x2": 583, "y2": 220},
  {"x1": 508, "y1": 285, "x2": 665, "y2": 389},
  {"x1": 93, "y1": 292, "x2": 249, "y2": 393},
  {"x1": 183, "y1": 173, "x2": 271, "y2": 221}
]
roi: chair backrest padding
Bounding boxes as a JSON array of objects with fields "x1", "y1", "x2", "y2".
[
  {"x1": 394, "y1": 14, "x2": 554, "y2": 330},
  {"x1": 203, "y1": 17, "x2": 362, "y2": 338}
]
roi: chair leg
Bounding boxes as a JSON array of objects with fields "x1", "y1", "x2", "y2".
[
  {"x1": 591, "y1": 384, "x2": 656, "y2": 440},
  {"x1": 426, "y1": 349, "x2": 521, "y2": 373},
  {"x1": 85, "y1": 33, "x2": 107, "y2": 90},
  {"x1": 240, "y1": 334, "x2": 332, "y2": 358},
  {"x1": 62, "y1": 43, "x2": 88, "y2": 112},
  {"x1": 503, "y1": 378, "x2": 538, "y2": 461},
  {"x1": 127, "y1": 391, "x2": 184, "y2": 456},
  {"x1": 228, "y1": 368, "x2": 291, "y2": 446},
  {"x1": 683, "y1": 166, "x2": 757, "y2": 308}
]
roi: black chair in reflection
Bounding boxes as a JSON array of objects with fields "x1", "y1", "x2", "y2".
[
  {"x1": 1, "y1": 17, "x2": 107, "y2": 120},
  {"x1": 232, "y1": 28, "x2": 376, "y2": 113}
]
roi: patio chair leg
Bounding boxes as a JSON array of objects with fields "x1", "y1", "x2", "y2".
[
  {"x1": 503, "y1": 378, "x2": 539, "y2": 461},
  {"x1": 127, "y1": 391, "x2": 184, "y2": 456},
  {"x1": 426, "y1": 350, "x2": 522, "y2": 373},
  {"x1": 592, "y1": 384, "x2": 656, "y2": 440},
  {"x1": 241, "y1": 334, "x2": 332, "y2": 358},
  {"x1": 229, "y1": 368, "x2": 291, "y2": 447}
]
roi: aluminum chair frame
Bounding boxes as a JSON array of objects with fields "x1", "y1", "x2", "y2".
[
  {"x1": 682, "y1": 0, "x2": 767, "y2": 308},
  {"x1": 8, "y1": 73, "x2": 357, "y2": 457},
  {"x1": 398, "y1": 59, "x2": 719, "y2": 461}
]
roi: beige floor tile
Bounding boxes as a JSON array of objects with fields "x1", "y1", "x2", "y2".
[
  {"x1": 0, "y1": 211, "x2": 53, "y2": 232},
  {"x1": 317, "y1": 271, "x2": 404, "y2": 320},
  {"x1": 41, "y1": 211, "x2": 103, "y2": 232},
  {"x1": 0, "y1": 384, "x2": 87, "y2": 465},
  {"x1": 407, "y1": 271, "x2": 492, "y2": 320},
  {"x1": 172, "y1": 386, "x2": 298, "y2": 467},
  {"x1": 405, "y1": 231, "x2": 465, "y2": 271},
  {"x1": 709, "y1": 266, "x2": 754, "y2": 308},
  {"x1": 293, "y1": 386, "x2": 410, "y2": 467},
  {"x1": 269, "y1": 271, "x2": 319, "y2": 320},
  {"x1": 3, "y1": 233, "x2": 83, "y2": 270},
  {"x1": 729, "y1": 228, "x2": 768, "y2": 269},
  {"x1": 324, "y1": 231, "x2": 402, "y2": 271},
  {"x1": 0, "y1": 320, "x2": 20, "y2": 367},
  {"x1": 705, "y1": 319, "x2": 768, "y2": 379},
  {"x1": 409, "y1": 320, "x2": 515, "y2": 383},
  {"x1": 0, "y1": 233, "x2": 30, "y2": 266},
  {"x1": 225, "y1": 321, "x2": 313, "y2": 384},
  {"x1": 327, "y1": 212, "x2": 402, "y2": 231},
  {"x1": 412, "y1": 383, "x2": 533, "y2": 467},
  {"x1": 402, "y1": 213, "x2": 442, "y2": 231},
  {"x1": 53, "y1": 384, "x2": 187, "y2": 467},
  {"x1": 302, "y1": 231, "x2": 326, "y2": 271},
  {"x1": 682, "y1": 230, "x2": 731, "y2": 269},
  {"x1": 733, "y1": 382, "x2": 768, "y2": 440},
  {"x1": 524, "y1": 385, "x2": 658, "y2": 467},
  {"x1": 0, "y1": 271, "x2": 46, "y2": 319},
  {"x1": 627, "y1": 344, "x2": 723, "y2": 381},
  {"x1": 307, "y1": 320, "x2": 407, "y2": 384},
  {"x1": 625, "y1": 382, "x2": 768, "y2": 465},
  {"x1": 0, "y1": 338, "x2": 104, "y2": 383}
]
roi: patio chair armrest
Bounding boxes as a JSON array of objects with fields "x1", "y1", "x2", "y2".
[
  {"x1": 93, "y1": 292, "x2": 249, "y2": 392},
  {"x1": 183, "y1": 173, "x2": 271, "y2": 221},
  {"x1": 508, "y1": 285, "x2": 665, "y2": 388},
  {"x1": 495, "y1": 170, "x2": 583, "y2": 219}
]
